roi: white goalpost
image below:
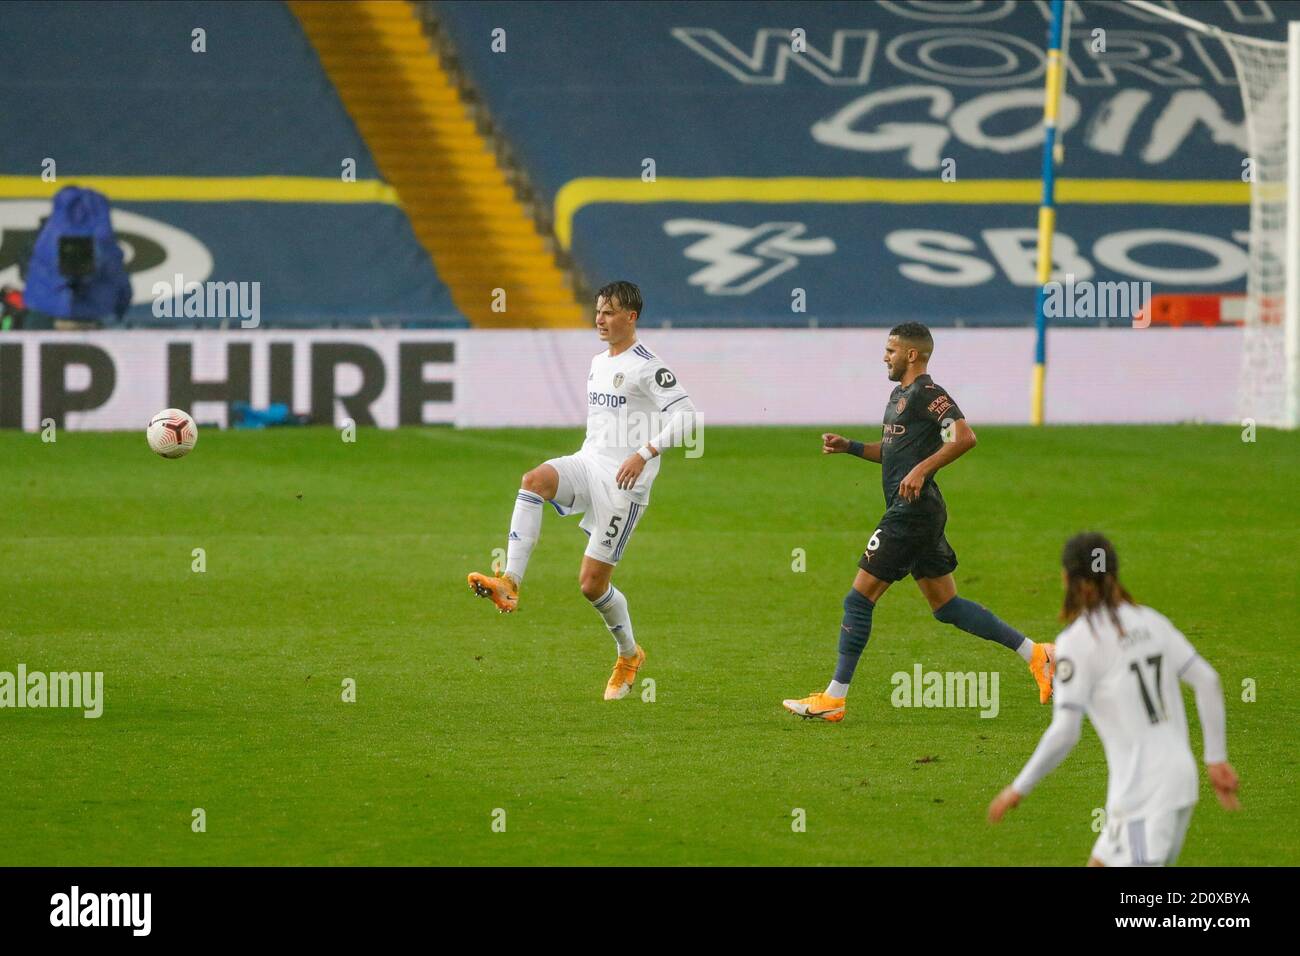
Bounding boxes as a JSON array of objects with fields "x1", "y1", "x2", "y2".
[
  {"x1": 1288, "y1": 19, "x2": 1300, "y2": 430},
  {"x1": 1124, "y1": 2, "x2": 1298, "y2": 429}
]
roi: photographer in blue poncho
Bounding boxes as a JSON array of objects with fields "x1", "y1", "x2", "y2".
[{"x1": 24, "y1": 186, "x2": 133, "y2": 330}]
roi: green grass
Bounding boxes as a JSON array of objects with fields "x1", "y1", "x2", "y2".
[{"x1": 1, "y1": 425, "x2": 1296, "y2": 866}]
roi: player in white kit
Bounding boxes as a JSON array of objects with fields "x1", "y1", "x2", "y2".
[
  {"x1": 987, "y1": 532, "x2": 1240, "y2": 865},
  {"x1": 467, "y1": 281, "x2": 698, "y2": 700}
]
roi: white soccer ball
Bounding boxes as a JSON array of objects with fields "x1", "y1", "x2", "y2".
[{"x1": 146, "y1": 408, "x2": 198, "y2": 459}]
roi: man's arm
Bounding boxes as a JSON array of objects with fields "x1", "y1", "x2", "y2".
[
  {"x1": 822, "y1": 432, "x2": 881, "y2": 463},
  {"x1": 988, "y1": 705, "x2": 1084, "y2": 823},
  {"x1": 990, "y1": 631, "x2": 1095, "y2": 823},
  {"x1": 897, "y1": 418, "x2": 975, "y2": 502},
  {"x1": 1180, "y1": 655, "x2": 1241, "y2": 810},
  {"x1": 615, "y1": 400, "x2": 699, "y2": 488},
  {"x1": 614, "y1": 366, "x2": 697, "y2": 489},
  {"x1": 644, "y1": 396, "x2": 698, "y2": 456}
]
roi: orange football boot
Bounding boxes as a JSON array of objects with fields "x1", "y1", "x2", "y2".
[
  {"x1": 1030, "y1": 642, "x2": 1056, "y2": 704},
  {"x1": 604, "y1": 646, "x2": 646, "y2": 700},
  {"x1": 467, "y1": 572, "x2": 519, "y2": 614},
  {"x1": 782, "y1": 691, "x2": 846, "y2": 722}
]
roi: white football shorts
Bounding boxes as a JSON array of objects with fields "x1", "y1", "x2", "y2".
[
  {"x1": 1091, "y1": 805, "x2": 1194, "y2": 867},
  {"x1": 545, "y1": 454, "x2": 644, "y2": 566}
]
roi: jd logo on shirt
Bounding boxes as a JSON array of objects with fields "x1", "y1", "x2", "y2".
[{"x1": 655, "y1": 368, "x2": 676, "y2": 388}]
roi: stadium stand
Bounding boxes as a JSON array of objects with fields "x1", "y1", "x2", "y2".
[
  {"x1": 0, "y1": 0, "x2": 464, "y2": 328},
  {"x1": 289, "y1": 0, "x2": 584, "y2": 327},
  {"x1": 434, "y1": 0, "x2": 1276, "y2": 327}
]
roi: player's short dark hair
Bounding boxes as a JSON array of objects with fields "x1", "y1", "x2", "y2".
[
  {"x1": 1060, "y1": 531, "x2": 1135, "y2": 635},
  {"x1": 596, "y1": 280, "x2": 643, "y2": 319},
  {"x1": 889, "y1": 321, "x2": 933, "y2": 358}
]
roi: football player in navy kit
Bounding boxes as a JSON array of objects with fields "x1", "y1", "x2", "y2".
[{"x1": 783, "y1": 323, "x2": 1054, "y2": 722}]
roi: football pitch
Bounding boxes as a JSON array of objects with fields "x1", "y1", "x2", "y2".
[{"x1": 2, "y1": 424, "x2": 1296, "y2": 866}]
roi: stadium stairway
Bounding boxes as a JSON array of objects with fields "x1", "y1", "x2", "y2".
[{"x1": 288, "y1": 0, "x2": 584, "y2": 328}]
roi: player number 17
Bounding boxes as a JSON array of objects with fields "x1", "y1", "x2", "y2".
[{"x1": 1129, "y1": 654, "x2": 1167, "y2": 724}]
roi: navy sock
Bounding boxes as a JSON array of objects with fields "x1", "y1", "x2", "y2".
[
  {"x1": 933, "y1": 596, "x2": 1027, "y2": 653},
  {"x1": 833, "y1": 589, "x2": 876, "y2": 684}
]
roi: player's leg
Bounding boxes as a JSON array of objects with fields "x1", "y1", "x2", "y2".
[
  {"x1": 917, "y1": 573, "x2": 1036, "y2": 657},
  {"x1": 914, "y1": 533, "x2": 1055, "y2": 702},
  {"x1": 783, "y1": 517, "x2": 907, "y2": 722},
  {"x1": 579, "y1": 487, "x2": 646, "y2": 700},
  {"x1": 583, "y1": 564, "x2": 647, "y2": 701},
  {"x1": 506, "y1": 463, "x2": 559, "y2": 584},
  {"x1": 834, "y1": 569, "x2": 889, "y2": 692},
  {"x1": 579, "y1": 555, "x2": 642, "y2": 700},
  {"x1": 467, "y1": 461, "x2": 564, "y2": 613},
  {"x1": 783, "y1": 570, "x2": 889, "y2": 722}
]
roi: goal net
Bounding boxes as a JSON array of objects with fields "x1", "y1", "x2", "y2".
[{"x1": 1124, "y1": 2, "x2": 1297, "y2": 428}]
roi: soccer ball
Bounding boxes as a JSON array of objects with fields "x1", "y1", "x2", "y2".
[{"x1": 146, "y1": 408, "x2": 198, "y2": 459}]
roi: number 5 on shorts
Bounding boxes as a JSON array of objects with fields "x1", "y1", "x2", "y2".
[{"x1": 605, "y1": 515, "x2": 623, "y2": 542}]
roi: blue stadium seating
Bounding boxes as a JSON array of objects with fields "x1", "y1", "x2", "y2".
[
  {"x1": 0, "y1": 0, "x2": 465, "y2": 327},
  {"x1": 438, "y1": 0, "x2": 1289, "y2": 327}
]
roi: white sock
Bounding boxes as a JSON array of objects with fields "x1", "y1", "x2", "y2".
[
  {"x1": 827, "y1": 680, "x2": 850, "y2": 698},
  {"x1": 504, "y1": 490, "x2": 544, "y2": 583},
  {"x1": 1016, "y1": 638, "x2": 1036, "y2": 663},
  {"x1": 591, "y1": 586, "x2": 636, "y2": 656}
]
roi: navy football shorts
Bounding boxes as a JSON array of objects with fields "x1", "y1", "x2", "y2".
[{"x1": 857, "y1": 505, "x2": 958, "y2": 582}]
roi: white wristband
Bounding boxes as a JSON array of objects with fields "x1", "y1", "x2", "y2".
[{"x1": 636, "y1": 446, "x2": 655, "y2": 462}]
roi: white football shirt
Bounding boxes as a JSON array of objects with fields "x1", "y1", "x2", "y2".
[
  {"x1": 579, "y1": 340, "x2": 690, "y2": 505},
  {"x1": 1054, "y1": 603, "x2": 1201, "y2": 818}
]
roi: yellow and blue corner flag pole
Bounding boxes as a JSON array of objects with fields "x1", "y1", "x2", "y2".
[{"x1": 1032, "y1": 0, "x2": 1065, "y2": 426}]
